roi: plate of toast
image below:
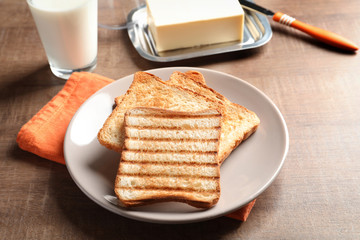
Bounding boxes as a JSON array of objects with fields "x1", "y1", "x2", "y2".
[{"x1": 64, "y1": 67, "x2": 289, "y2": 223}]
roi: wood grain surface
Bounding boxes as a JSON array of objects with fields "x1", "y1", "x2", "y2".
[{"x1": 1, "y1": 0, "x2": 359, "y2": 239}]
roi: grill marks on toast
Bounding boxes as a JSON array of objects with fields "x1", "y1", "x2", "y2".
[
  {"x1": 115, "y1": 107, "x2": 222, "y2": 208},
  {"x1": 124, "y1": 139, "x2": 219, "y2": 153},
  {"x1": 124, "y1": 108, "x2": 222, "y2": 154},
  {"x1": 125, "y1": 110, "x2": 221, "y2": 128},
  {"x1": 167, "y1": 71, "x2": 260, "y2": 164},
  {"x1": 119, "y1": 161, "x2": 219, "y2": 177},
  {"x1": 97, "y1": 71, "x2": 226, "y2": 152},
  {"x1": 122, "y1": 151, "x2": 218, "y2": 164},
  {"x1": 119, "y1": 160, "x2": 218, "y2": 168},
  {"x1": 118, "y1": 175, "x2": 219, "y2": 192},
  {"x1": 126, "y1": 127, "x2": 221, "y2": 142}
]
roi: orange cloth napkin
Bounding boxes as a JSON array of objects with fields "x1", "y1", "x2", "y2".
[
  {"x1": 16, "y1": 72, "x2": 113, "y2": 164},
  {"x1": 16, "y1": 72, "x2": 255, "y2": 221}
]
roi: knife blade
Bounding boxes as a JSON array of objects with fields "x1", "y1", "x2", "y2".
[{"x1": 239, "y1": 0, "x2": 358, "y2": 51}]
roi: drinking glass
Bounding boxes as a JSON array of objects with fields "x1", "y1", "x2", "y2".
[{"x1": 27, "y1": 0, "x2": 98, "y2": 79}]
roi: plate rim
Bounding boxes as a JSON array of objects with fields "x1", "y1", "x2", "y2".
[{"x1": 64, "y1": 66, "x2": 289, "y2": 224}]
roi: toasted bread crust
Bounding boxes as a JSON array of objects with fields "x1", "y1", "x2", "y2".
[
  {"x1": 184, "y1": 70, "x2": 207, "y2": 85},
  {"x1": 119, "y1": 193, "x2": 219, "y2": 208}
]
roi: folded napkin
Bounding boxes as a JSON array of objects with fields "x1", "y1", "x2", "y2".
[{"x1": 16, "y1": 72, "x2": 255, "y2": 221}]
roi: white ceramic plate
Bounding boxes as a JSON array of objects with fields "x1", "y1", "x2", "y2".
[{"x1": 64, "y1": 67, "x2": 289, "y2": 224}]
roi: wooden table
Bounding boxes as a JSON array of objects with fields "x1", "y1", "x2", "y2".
[{"x1": 1, "y1": 0, "x2": 359, "y2": 238}]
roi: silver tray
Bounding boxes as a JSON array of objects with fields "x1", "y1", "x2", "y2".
[{"x1": 127, "y1": 4, "x2": 272, "y2": 62}]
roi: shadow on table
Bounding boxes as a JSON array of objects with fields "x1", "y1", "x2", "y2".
[{"x1": 0, "y1": 65, "x2": 66, "y2": 103}]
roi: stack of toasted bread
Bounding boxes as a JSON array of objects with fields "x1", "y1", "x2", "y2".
[{"x1": 97, "y1": 70, "x2": 260, "y2": 208}]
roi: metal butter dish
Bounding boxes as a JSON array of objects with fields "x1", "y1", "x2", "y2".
[{"x1": 127, "y1": 3, "x2": 272, "y2": 62}]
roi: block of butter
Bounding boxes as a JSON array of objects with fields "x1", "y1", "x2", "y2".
[{"x1": 146, "y1": 0, "x2": 245, "y2": 52}]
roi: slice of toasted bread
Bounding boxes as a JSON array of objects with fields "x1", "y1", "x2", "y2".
[
  {"x1": 115, "y1": 107, "x2": 222, "y2": 208},
  {"x1": 97, "y1": 71, "x2": 225, "y2": 152},
  {"x1": 113, "y1": 70, "x2": 204, "y2": 106},
  {"x1": 167, "y1": 71, "x2": 260, "y2": 163}
]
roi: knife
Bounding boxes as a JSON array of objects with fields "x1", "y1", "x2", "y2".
[{"x1": 239, "y1": 0, "x2": 358, "y2": 51}]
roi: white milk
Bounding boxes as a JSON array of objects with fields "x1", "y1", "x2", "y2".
[{"x1": 28, "y1": 0, "x2": 97, "y2": 71}]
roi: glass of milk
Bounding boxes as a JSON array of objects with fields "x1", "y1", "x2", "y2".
[{"x1": 27, "y1": 0, "x2": 98, "y2": 79}]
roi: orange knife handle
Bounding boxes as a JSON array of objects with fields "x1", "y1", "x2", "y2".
[{"x1": 273, "y1": 12, "x2": 358, "y2": 51}]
